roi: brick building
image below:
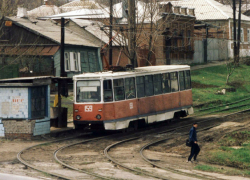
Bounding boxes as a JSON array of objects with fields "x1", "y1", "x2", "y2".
[{"x1": 171, "y1": 0, "x2": 250, "y2": 60}]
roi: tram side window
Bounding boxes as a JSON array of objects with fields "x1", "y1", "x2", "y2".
[
  {"x1": 136, "y1": 76, "x2": 145, "y2": 98},
  {"x1": 145, "y1": 75, "x2": 154, "y2": 96},
  {"x1": 179, "y1": 71, "x2": 185, "y2": 91},
  {"x1": 185, "y1": 70, "x2": 191, "y2": 89},
  {"x1": 170, "y1": 72, "x2": 179, "y2": 92},
  {"x1": 162, "y1": 73, "x2": 171, "y2": 93},
  {"x1": 153, "y1": 74, "x2": 162, "y2": 95},
  {"x1": 103, "y1": 80, "x2": 113, "y2": 102},
  {"x1": 125, "y1": 77, "x2": 136, "y2": 99},
  {"x1": 114, "y1": 79, "x2": 125, "y2": 101}
]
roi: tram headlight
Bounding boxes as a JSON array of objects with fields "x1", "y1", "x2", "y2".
[
  {"x1": 96, "y1": 114, "x2": 101, "y2": 119},
  {"x1": 76, "y1": 115, "x2": 81, "y2": 120}
]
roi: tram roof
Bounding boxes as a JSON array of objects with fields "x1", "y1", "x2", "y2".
[{"x1": 73, "y1": 65, "x2": 190, "y2": 80}]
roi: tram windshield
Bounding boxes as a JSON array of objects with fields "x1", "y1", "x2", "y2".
[{"x1": 76, "y1": 80, "x2": 101, "y2": 102}]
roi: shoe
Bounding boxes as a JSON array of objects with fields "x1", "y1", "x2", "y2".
[{"x1": 186, "y1": 160, "x2": 193, "y2": 163}]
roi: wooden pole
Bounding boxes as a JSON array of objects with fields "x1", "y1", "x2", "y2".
[
  {"x1": 109, "y1": 0, "x2": 113, "y2": 66},
  {"x1": 128, "y1": 0, "x2": 137, "y2": 68},
  {"x1": 237, "y1": 0, "x2": 242, "y2": 65},
  {"x1": 233, "y1": 0, "x2": 237, "y2": 64}
]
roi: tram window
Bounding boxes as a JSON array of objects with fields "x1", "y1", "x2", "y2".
[
  {"x1": 162, "y1": 73, "x2": 171, "y2": 93},
  {"x1": 76, "y1": 80, "x2": 101, "y2": 102},
  {"x1": 145, "y1": 75, "x2": 154, "y2": 96},
  {"x1": 185, "y1": 70, "x2": 191, "y2": 89},
  {"x1": 103, "y1": 80, "x2": 113, "y2": 102},
  {"x1": 179, "y1": 71, "x2": 185, "y2": 91},
  {"x1": 170, "y1": 72, "x2": 179, "y2": 92},
  {"x1": 114, "y1": 79, "x2": 125, "y2": 101},
  {"x1": 125, "y1": 77, "x2": 136, "y2": 99},
  {"x1": 136, "y1": 76, "x2": 145, "y2": 98},
  {"x1": 153, "y1": 74, "x2": 162, "y2": 95}
]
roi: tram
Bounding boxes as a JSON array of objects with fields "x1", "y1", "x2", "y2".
[{"x1": 73, "y1": 65, "x2": 193, "y2": 130}]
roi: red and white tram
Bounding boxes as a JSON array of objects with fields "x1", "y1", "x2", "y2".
[{"x1": 73, "y1": 65, "x2": 193, "y2": 130}]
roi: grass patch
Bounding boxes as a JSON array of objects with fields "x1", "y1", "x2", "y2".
[
  {"x1": 191, "y1": 64, "x2": 250, "y2": 108},
  {"x1": 194, "y1": 164, "x2": 223, "y2": 173},
  {"x1": 206, "y1": 131, "x2": 250, "y2": 169}
]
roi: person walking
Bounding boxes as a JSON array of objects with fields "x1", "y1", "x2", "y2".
[{"x1": 187, "y1": 122, "x2": 200, "y2": 163}]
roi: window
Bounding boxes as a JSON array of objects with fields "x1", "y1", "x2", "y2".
[
  {"x1": 73, "y1": 52, "x2": 78, "y2": 71},
  {"x1": 179, "y1": 71, "x2": 185, "y2": 91},
  {"x1": 232, "y1": 28, "x2": 244, "y2": 42},
  {"x1": 162, "y1": 73, "x2": 171, "y2": 93},
  {"x1": 145, "y1": 75, "x2": 154, "y2": 96},
  {"x1": 153, "y1": 74, "x2": 162, "y2": 95},
  {"x1": 173, "y1": 29, "x2": 178, "y2": 47},
  {"x1": 31, "y1": 86, "x2": 46, "y2": 119},
  {"x1": 64, "y1": 52, "x2": 70, "y2": 71},
  {"x1": 76, "y1": 80, "x2": 101, "y2": 102},
  {"x1": 181, "y1": 30, "x2": 185, "y2": 47},
  {"x1": 184, "y1": 70, "x2": 191, "y2": 89},
  {"x1": 170, "y1": 72, "x2": 178, "y2": 92},
  {"x1": 136, "y1": 76, "x2": 145, "y2": 98},
  {"x1": 114, "y1": 79, "x2": 125, "y2": 101},
  {"x1": 187, "y1": 30, "x2": 191, "y2": 50},
  {"x1": 103, "y1": 80, "x2": 113, "y2": 102},
  {"x1": 125, "y1": 77, "x2": 136, "y2": 99},
  {"x1": 248, "y1": 29, "x2": 250, "y2": 42}
]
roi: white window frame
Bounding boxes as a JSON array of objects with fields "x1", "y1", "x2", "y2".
[
  {"x1": 78, "y1": 52, "x2": 81, "y2": 72},
  {"x1": 64, "y1": 52, "x2": 70, "y2": 72},
  {"x1": 232, "y1": 28, "x2": 244, "y2": 42},
  {"x1": 69, "y1": 52, "x2": 81, "y2": 72}
]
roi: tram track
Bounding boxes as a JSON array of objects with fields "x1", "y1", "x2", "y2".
[
  {"x1": 17, "y1": 133, "x2": 115, "y2": 180},
  {"x1": 104, "y1": 109, "x2": 250, "y2": 180},
  {"x1": 17, "y1": 105, "x2": 250, "y2": 180}
]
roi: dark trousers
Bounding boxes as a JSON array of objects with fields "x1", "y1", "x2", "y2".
[{"x1": 188, "y1": 142, "x2": 200, "y2": 161}]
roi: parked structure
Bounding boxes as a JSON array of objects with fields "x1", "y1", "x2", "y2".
[
  {"x1": 0, "y1": 77, "x2": 52, "y2": 139},
  {"x1": 0, "y1": 13, "x2": 102, "y2": 79}
]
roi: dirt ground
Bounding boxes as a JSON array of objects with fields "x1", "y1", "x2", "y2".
[{"x1": 1, "y1": 116, "x2": 250, "y2": 180}]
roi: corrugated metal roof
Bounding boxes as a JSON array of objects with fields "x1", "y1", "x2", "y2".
[
  {"x1": 60, "y1": 1, "x2": 106, "y2": 12},
  {"x1": 169, "y1": 0, "x2": 250, "y2": 21},
  {"x1": 27, "y1": 5, "x2": 61, "y2": 18},
  {"x1": 0, "y1": 46, "x2": 60, "y2": 56},
  {"x1": 7, "y1": 17, "x2": 100, "y2": 47}
]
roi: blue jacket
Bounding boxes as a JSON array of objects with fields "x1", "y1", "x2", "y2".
[{"x1": 189, "y1": 126, "x2": 197, "y2": 142}]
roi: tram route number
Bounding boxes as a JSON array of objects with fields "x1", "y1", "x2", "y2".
[
  {"x1": 85, "y1": 105, "x2": 93, "y2": 112},
  {"x1": 129, "y1": 102, "x2": 133, "y2": 109}
]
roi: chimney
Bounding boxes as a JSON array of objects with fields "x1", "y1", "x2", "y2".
[
  {"x1": 17, "y1": 7, "x2": 28, "y2": 18},
  {"x1": 181, "y1": 7, "x2": 187, "y2": 15},
  {"x1": 159, "y1": 2, "x2": 173, "y2": 14},
  {"x1": 188, "y1": 8, "x2": 195, "y2": 16},
  {"x1": 174, "y1": 6, "x2": 181, "y2": 14}
]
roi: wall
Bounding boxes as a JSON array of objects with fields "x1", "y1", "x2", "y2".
[
  {"x1": 0, "y1": 88, "x2": 28, "y2": 119},
  {"x1": 194, "y1": 38, "x2": 229, "y2": 63}
]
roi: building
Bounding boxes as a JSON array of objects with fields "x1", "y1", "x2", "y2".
[
  {"x1": 170, "y1": 0, "x2": 250, "y2": 61},
  {"x1": 0, "y1": 12, "x2": 102, "y2": 79}
]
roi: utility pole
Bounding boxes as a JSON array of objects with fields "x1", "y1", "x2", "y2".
[
  {"x1": 237, "y1": 0, "x2": 242, "y2": 65},
  {"x1": 109, "y1": 0, "x2": 113, "y2": 66},
  {"x1": 204, "y1": 24, "x2": 208, "y2": 63},
  {"x1": 233, "y1": 0, "x2": 237, "y2": 64},
  {"x1": 58, "y1": 17, "x2": 66, "y2": 128},
  {"x1": 128, "y1": 0, "x2": 137, "y2": 68}
]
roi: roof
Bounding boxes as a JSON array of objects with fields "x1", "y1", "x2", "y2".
[
  {"x1": 71, "y1": 18, "x2": 125, "y2": 46},
  {"x1": 27, "y1": 5, "x2": 61, "y2": 18},
  {"x1": 6, "y1": 17, "x2": 99, "y2": 47},
  {"x1": 0, "y1": 76, "x2": 72, "y2": 86},
  {"x1": 73, "y1": 65, "x2": 190, "y2": 80},
  {"x1": 43, "y1": 8, "x2": 109, "y2": 19},
  {"x1": 168, "y1": 0, "x2": 250, "y2": 21},
  {"x1": 0, "y1": 45, "x2": 60, "y2": 56},
  {"x1": 60, "y1": 1, "x2": 106, "y2": 13}
]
